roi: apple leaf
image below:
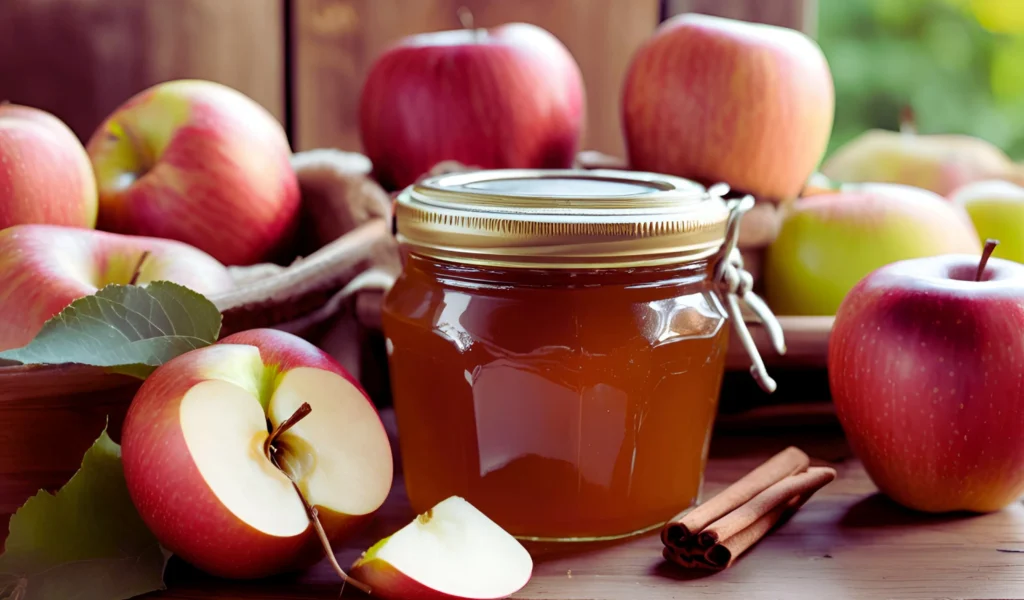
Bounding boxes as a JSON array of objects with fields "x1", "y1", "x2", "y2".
[
  {"x1": 0, "y1": 282, "x2": 221, "y2": 376},
  {"x1": 0, "y1": 427, "x2": 169, "y2": 600}
]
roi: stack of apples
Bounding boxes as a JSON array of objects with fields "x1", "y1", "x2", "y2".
[
  {"x1": 0, "y1": 79, "x2": 302, "y2": 351},
  {"x1": 1, "y1": 76, "x2": 534, "y2": 596},
  {"x1": 614, "y1": 13, "x2": 1023, "y2": 517}
]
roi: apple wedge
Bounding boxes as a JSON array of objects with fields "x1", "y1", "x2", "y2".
[
  {"x1": 351, "y1": 496, "x2": 533, "y2": 600},
  {"x1": 121, "y1": 329, "x2": 393, "y2": 580}
]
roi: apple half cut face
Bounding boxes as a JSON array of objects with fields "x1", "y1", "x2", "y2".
[
  {"x1": 121, "y1": 329, "x2": 393, "y2": 579},
  {"x1": 351, "y1": 496, "x2": 533, "y2": 600}
]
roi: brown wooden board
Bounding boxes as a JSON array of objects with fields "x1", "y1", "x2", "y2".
[
  {"x1": 0, "y1": 0, "x2": 285, "y2": 140},
  {"x1": 148, "y1": 418, "x2": 1024, "y2": 599}
]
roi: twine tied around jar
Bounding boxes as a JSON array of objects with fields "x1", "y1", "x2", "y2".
[{"x1": 709, "y1": 184, "x2": 787, "y2": 393}]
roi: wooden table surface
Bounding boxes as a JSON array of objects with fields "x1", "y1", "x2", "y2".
[{"x1": 151, "y1": 418, "x2": 1024, "y2": 600}]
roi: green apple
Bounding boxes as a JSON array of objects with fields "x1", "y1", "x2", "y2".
[
  {"x1": 765, "y1": 184, "x2": 982, "y2": 315},
  {"x1": 951, "y1": 180, "x2": 1024, "y2": 263},
  {"x1": 0, "y1": 224, "x2": 235, "y2": 352}
]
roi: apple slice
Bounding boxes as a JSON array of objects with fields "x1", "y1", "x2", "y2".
[
  {"x1": 351, "y1": 496, "x2": 533, "y2": 600},
  {"x1": 121, "y1": 329, "x2": 393, "y2": 581}
]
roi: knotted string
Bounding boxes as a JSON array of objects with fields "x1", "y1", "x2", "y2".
[{"x1": 708, "y1": 186, "x2": 787, "y2": 393}]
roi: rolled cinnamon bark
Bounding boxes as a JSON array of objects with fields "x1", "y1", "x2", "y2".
[
  {"x1": 697, "y1": 467, "x2": 837, "y2": 548},
  {"x1": 661, "y1": 446, "x2": 810, "y2": 549}
]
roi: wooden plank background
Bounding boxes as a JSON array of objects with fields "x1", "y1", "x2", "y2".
[
  {"x1": 290, "y1": 0, "x2": 661, "y2": 157},
  {"x1": 0, "y1": 0, "x2": 813, "y2": 153},
  {"x1": 0, "y1": 0, "x2": 285, "y2": 141}
]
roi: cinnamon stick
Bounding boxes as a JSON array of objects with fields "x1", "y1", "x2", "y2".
[
  {"x1": 697, "y1": 467, "x2": 836, "y2": 548},
  {"x1": 661, "y1": 446, "x2": 810, "y2": 549}
]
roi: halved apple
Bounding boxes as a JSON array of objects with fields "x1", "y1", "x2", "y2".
[
  {"x1": 120, "y1": 328, "x2": 393, "y2": 579},
  {"x1": 351, "y1": 496, "x2": 533, "y2": 600}
]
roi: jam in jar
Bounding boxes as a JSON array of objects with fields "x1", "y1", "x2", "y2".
[{"x1": 383, "y1": 170, "x2": 781, "y2": 541}]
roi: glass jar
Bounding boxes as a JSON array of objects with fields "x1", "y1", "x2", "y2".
[{"x1": 382, "y1": 170, "x2": 783, "y2": 541}]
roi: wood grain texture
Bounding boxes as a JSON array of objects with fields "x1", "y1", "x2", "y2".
[
  {"x1": 0, "y1": 0, "x2": 285, "y2": 141},
  {"x1": 666, "y1": 0, "x2": 818, "y2": 34},
  {"x1": 150, "y1": 420, "x2": 1024, "y2": 599},
  {"x1": 291, "y1": 0, "x2": 660, "y2": 157},
  {"x1": 726, "y1": 315, "x2": 833, "y2": 371}
]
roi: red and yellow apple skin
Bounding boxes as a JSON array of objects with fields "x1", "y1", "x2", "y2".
[
  {"x1": 764, "y1": 184, "x2": 982, "y2": 315},
  {"x1": 822, "y1": 130, "x2": 1022, "y2": 197},
  {"x1": 0, "y1": 225, "x2": 234, "y2": 352},
  {"x1": 622, "y1": 13, "x2": 834, "y2": 202},
  {"x1": 87, "y1": 80, "x2": 300, "y2": 266},
  {"x1": 121, "y1": 329, "x2": 393, "y2": 579},
  {"x1": 0, "y1": 104, "x2": 98, "y2": 229},
  {"x1": 359, "y1": 23, "x2": 585, "y2": 190},
  {"x1": 830, "y1": 255, "x2": 1024, "y2": 513}
]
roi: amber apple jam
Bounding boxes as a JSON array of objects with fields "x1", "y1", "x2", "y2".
[{"x1": 383, "y1": 170, "x2": 779, "y2": 541}]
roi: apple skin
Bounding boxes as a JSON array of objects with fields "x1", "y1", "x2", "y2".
[
  {"x1": 121, "y1": 329, "x2": 393, "y2": 579},
  {"x1": 0, "y1": 104, "x2": 98, "y2": 229},
  {"x1": 764, "y1": 184, "x2": 982, "y2": 315},
  {"x1": 87, "y1": 80, "x2": 300, "y2": 266},
  {"x1": 829, "y1": 254, "x2": 1024, "y2": 513},
  {"x1": 950, "y1": 180, "x2": 1024, "y2": 263},
  {"x1": 822, "y1": 130, "x2": 1021, "y2": 197},
  {"x1": 0, "y1": 224, "x2": 235, "y2": 352},
  {"x1": 359, "y1": 23, "x2": 585, "y2": 190},
  {"x1": 622, "y1": 13, "x2": 834, "y2": 202}
]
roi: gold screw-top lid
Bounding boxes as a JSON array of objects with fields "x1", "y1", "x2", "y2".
[{"x1": 394, "y1": 169, "x2": 731, "y2": 268}]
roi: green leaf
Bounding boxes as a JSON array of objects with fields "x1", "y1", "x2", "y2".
[
  {"x1": 0, "y1": 282, "x2": 221, "y2": 375},
  {"x1": 0, "y1": 427, "x2": 169, "y2": 600}
]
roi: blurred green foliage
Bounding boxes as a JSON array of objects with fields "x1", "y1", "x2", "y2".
[{"x1": 818, "y1": 0, "x2": 1024, "y2": 159}]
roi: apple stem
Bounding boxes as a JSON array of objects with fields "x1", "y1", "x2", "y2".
[
  {"x1": 899, "y1": 105, "x2": 917, "y2": 136},
  {"x1": 128, "y1": 251, "x2": 151, "y2": 286},
  {"x1": 976, "y1": 239, "x2": 999, "y2": 282},
  {"x1": 263, "y1": 402, "x2": 312, "y2": 457},
  {"x1": 263, "y1": 403, "x2": 372, "y2": 596},
  {"x1": 299, "y1": 490, "x2": 372, "y2": 596}
]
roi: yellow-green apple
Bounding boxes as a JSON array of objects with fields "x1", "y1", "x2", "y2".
[
  {"x1": 87, "y1": 80, "x2": 300, "y2": 265},
  {"x1": 351, "y1": 496, "x2": 532, "y2": 600},
  {"x1": 764, "y1": 184, "x2": 982, "y2": 315},
  {"x1": 359, "y1": 22, "x2": 585, "y2": 191},
  {"x1": 121, "y1": 328, "x2": 394, "y2": 579},
  {"x1": 822, "y1": 129, "x2": 1021, "y2": 197},
  {"x1": 951, "y1": 180, "x2": 1024, "y2": 262},
  {"x1": 622, "y1": 13, "x2": 834, "y2": 202},
  {"x1": 829, "y1": 245, "x2": 1024, "y2": 512},
  {"x1": 0, "y1": 224, "x2": 235, "y2": 352},
  {"x1": 0, "y1": 104, "x2": 97, "y2": 229}
]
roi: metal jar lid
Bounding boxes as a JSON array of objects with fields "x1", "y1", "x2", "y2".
[{"x1": 394, "y1": 169, "x2": 731, "y2": 269}]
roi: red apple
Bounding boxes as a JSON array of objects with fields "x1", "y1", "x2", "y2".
[
  {"x1": 359, "y1": 23, "x2": 585, "y2": 190},
  {"x1": 622, "y1": 13, "x2": 834, "y2": 202},
  {"x1": 351, "y1": 496, "x2": 532, "y2": 600},
  {"x1": 0, "y1": 225, "x2": 235, "y2": 352},
  {"x1": 87, "y1": 80, "x2": 300, "y2": 265},
  {"x1": 121, "y1": 329, "x2": 394, "y2": 578},
  {"x1": 0, "y1": 104, "x2": 98, "y2": 229},
  {"x1": 829, "y1": 245, "x2": 1024, "y2": 512}
]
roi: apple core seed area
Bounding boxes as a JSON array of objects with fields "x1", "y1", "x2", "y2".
[
  {"x1": 179, "y1": 379, "x2": 310, "y2": 537},
  {"x1": 267, "y1": 367, "x2": 393, "y2": 516}
]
